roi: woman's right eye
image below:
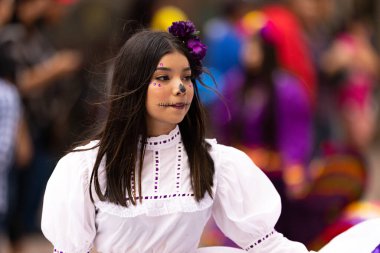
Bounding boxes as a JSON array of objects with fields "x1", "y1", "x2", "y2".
[{"x1": 156, "y1": 75, "x2": 169, "y2": 81}]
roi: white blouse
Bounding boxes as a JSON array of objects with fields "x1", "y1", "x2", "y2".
[{"x1": 41, "y1": 126, "x2": 315, "y2": 253}]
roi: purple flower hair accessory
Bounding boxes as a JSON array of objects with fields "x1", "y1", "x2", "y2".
[
  {"x1": 168, "y1": 21, "x2": 196, "y2": 39},
  {"x1": 168, "y1": 20, "x2": 207, "y2": 63},
  {"x1": 187, "y1": 38, "x2": 207, "y2": 60}
]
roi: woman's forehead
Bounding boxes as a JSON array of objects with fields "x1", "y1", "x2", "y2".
[{"x1": 156, "y1": 51, "x2": 190, "y2": 69}]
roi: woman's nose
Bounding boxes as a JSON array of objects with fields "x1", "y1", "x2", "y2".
[{"x1": 174, "y1": 83, "x2": 186, "y2": 95}]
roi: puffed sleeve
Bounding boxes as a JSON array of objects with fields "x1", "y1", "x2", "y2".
[
  {"x1": 211, "y1": 144, "x2": 316, "y2": 253},
  {"x1": 41, "y1": 151, "x2": 96, "y2": 253}
]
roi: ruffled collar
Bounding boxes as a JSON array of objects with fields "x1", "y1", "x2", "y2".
[{"x1": 145, "y1": 126, "x2": 181, "y2": 150}]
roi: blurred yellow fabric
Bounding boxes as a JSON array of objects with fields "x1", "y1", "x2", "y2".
[{"x1": 150, "y1": 6, "x2": 188, "y2": 31}]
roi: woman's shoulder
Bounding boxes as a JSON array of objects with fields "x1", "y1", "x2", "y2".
[
  {"x1": 62, "y1": 140, "x2": 99, "y2": 159},
  {"x1": 206, "y1": 139, "x2": 250, "y2": 163},
  {"x1": 57, "y1": 141, "x2": 100, "y2": 172},
  {"x1": 72, "y1": 140, "x2": 100, "y2": 152},
  {"x1": 47, "y1": 141, "x2": 101, "y2": 191}
]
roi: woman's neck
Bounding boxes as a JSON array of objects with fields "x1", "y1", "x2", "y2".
[{"x1": 147, "y1": 124, "x2": 177, "y2": 137}]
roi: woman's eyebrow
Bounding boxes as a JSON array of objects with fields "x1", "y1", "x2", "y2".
[
  {"x1": 155, "y1": 67, "x2": 191, "y2": 72},
  {"x1": 156, "y1": 67, "x2": 171, "y2": 71}
]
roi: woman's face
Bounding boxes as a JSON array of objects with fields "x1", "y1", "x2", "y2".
[
  {"x1": 240, "y1": 37, "x2": 263, "y2": 72},
  {"x1": 145, "y1": 51, "x2": 194, "y2": 136}
]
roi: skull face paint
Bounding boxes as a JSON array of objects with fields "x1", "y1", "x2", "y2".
[{"x1": 179, "y1": 83, "x2": 186, "y2": 93}]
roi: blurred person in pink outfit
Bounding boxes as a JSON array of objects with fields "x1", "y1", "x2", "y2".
[{"x1": 321, "y1": 16, "x2": 379, "y2": 153}]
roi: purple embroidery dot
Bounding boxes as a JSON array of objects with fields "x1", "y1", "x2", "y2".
[
  {"x1": 158, "y1": 83, "x2": 161, "y2": 87},
  {"x1": 154, "y1": 196, "x2": 158, "y2": 199},
  {"x1": 173, "y1": 194, "x2": 176, "y2": 197},
  {"x1": 145, "y1": 196, "x2": 148, "y2": 199},
  {"x1": 163, "y1": 140, "x2": 167, "y2": 143},
  {"x1": 164, "y1": 195, "x2": 167, "y2": 198}
]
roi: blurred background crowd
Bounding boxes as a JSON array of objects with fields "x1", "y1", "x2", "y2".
[{"x1": 1, "y1": 0, "x2": 380, "y2": 252}]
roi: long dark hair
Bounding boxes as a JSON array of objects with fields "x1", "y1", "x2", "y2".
[{"x1": 87, "y1": 30, "x2": 214, "y2": 207}]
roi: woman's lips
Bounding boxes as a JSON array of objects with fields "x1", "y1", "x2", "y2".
[
  {"x1": 159, "y1": 102, "x2": 189, "y2": 109},
  {"x1": 171, "y1": 103, "x2": 186, "y2": 109}
]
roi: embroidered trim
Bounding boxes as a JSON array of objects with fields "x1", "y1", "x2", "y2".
[
  {"x1": 176, "y1": 142, "x2": 183, "y2": 192},
  {"x1": 54, "y1": 250, "x2": 89, "y2": 253},
  {"x1": 153, "y1": 150, "x2": 160, "y2": 193},
  {"x1": 95, "y1": 192, "x2": 213, "y2": 217},
  {"x1": 129, "y1": 169, "x2": 135, "y2": 197},
  {"x1": 126, "y1": 193, "x2": 194, "y2": 201},
  {"x1": 145, "y1": 126, "x2": 181, "y2": 150},
  {"x1": 244, "y1": 231, "x2": 275, "y2": 251}
]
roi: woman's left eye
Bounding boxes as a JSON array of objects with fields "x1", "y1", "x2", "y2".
[{"x1": 182, "y1": 76, "x2": 192, "y2": 81}]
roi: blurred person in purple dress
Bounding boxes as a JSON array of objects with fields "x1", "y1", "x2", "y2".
[
  {"x1": 211, "y1": 6, "x2": 319, "y2": 244},
  {"x1": 213, "y1": 7, "x2": 315, "y2": 199}
]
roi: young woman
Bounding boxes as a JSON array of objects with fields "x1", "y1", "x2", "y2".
[{"x1": 40, "y1": 21, "x2": 378, "y2": 253}]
